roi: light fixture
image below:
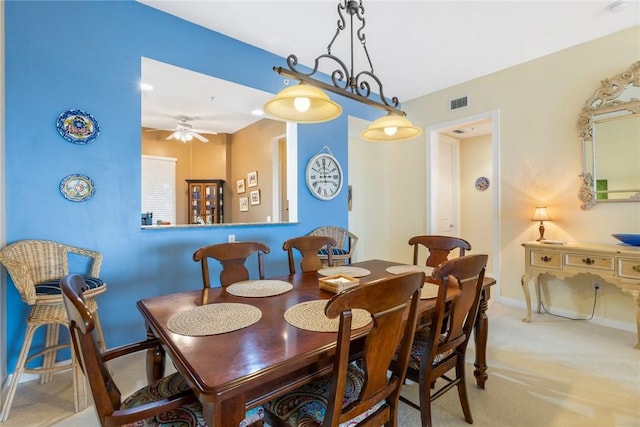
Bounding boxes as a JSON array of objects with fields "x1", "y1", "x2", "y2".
[
  {"x1": 531, "y1": 206, "x2": 551, "y2": 241},
  {"x1": 264, "y1": 0, "x2": 422, "y2": 142}
]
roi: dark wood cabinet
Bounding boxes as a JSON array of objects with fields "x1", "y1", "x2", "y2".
[{"x1": 186, "y1": 179, "x2": 224, "y2": 224}]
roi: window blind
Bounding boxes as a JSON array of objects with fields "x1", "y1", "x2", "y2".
[{"x1": 141, "y1": 155, "x2": 176, "y2": 225}]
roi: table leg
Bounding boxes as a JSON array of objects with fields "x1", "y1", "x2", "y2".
[
  {"x1": 203, "y1": 395, "x2": 245, "y2": 427},
  {"x1": 145, "y1": 326, "x2": 165, "y2": 383},
  {"x1": 620, "y1": 288, "x2": 640, "y2": 349},
  {"x1": 473, "y1": 288, "x2": 490, "y2": 389},
  {"x1": 520, "y1": 273, "x2": 537, "y2": 322}
]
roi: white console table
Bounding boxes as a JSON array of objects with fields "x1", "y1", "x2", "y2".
[{"x1": 521, "y1": 241, "x2": 640, "y2": 349}]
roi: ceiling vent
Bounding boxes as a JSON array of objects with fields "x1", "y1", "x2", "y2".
[{"x1": 449, "y1": 96, "x2": 468, "y2": 111}]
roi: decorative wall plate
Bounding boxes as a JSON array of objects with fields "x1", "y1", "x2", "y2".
[
  {"x1": 56, "y1": 109, "x2": 100, "y2": 144},
  {"x1": 60, "y1": 174, "x2": 95, "y2": 202},
  {"x1": 475, "y1": 176, "x2": 490, "y2": 191}
]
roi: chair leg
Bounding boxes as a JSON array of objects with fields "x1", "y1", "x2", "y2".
[
  {"x1": 456, "y1": 360, "x2": 473, "y2": 424},
  {"x1": 41, "y1": 323, "x2": 60, "y2": 384},
  {"x1": 418, "y1": 371, "x2": 434, "y2": 427},
  {"x1": 69, "y1": 331, "x2": 88, "y2": 413},
  {"x1": 0, "y1": 323, "x2": 38, "y2": 421}
]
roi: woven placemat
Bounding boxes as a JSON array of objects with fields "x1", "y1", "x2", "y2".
[
  {"x1": 421, "y1": 283, "x2": 440, "y2": 299},
  {"x1": 318, "y1": 266, "x2": 371, "y2": 278},
  {"x1": 167, "y1": 303, "x2": 262, "y2": 336},
  {"x1": 386, "y1": 264, "x2": 434, "y2": 276},
  {"x1": 284, "y1": 300, "x2": 372, "y2": 332},
  {"x1": 226, "y1": 280, "x2": 293, "y2": 297}
]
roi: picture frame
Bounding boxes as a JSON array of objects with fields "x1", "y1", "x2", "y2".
[
  {"x1": 250, "y1": 189, "x2": 261, "y2": 205},
  {"x1": 236, "y1": 178, "x2": 246, "y2": 194},
  {"x1": 239, "y1": 197, "x2": 249, "y2": 212},
  {"x1": 247, "y1": 170, "x2": 258, "y2": 187}
]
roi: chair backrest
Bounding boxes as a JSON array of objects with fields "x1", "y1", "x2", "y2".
[
  {"x1": 408, "y1": 235, "x2": 471, "y2": 268},
  {"x1": 425, "y1": 254, "x2": 488, "y2": 372},
  {"x1": 192, "y1": 241, "x2": 270, "y2": 288},
  {"x1": 323, "y1": 271, "x2": 423, "y2": 426},
  {"x1": 61, "y1": 274, "x2": 121, "y2": 424},
  {"x1": 308, "y1": 226, "x2": 358, "y2": 255},
  {"x1": 282, "y1": 235, "x2": 336, "y2": 274},
  {"x1": 0, "y1": 239, "x2": 102, "y2": 305}
]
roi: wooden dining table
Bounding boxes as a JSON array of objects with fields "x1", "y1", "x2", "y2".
[{"x1": 137, "y1": 259, "x2": 496, "y2": 427}]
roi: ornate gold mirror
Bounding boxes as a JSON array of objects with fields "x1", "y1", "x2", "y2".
[{"x1": 578, "y1": 61, "x2": 640, "y2": 209}]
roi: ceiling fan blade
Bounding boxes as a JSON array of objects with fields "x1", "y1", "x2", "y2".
[
  {"x1": 192, "y1": 132, "x2": 209, "y2": 142},
  {"x1": 166, "y1": 131, "x2": 181, "y2": 140}
]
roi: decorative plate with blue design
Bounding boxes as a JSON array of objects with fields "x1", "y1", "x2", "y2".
[
  {"x1": 56, "y1": 109, "x2": 100, "y2": 144},
  {"x1": 60, "y1": 174, "x2": 95, "y2": 202},
  {"x1": 475, "y1": 176, "x2": 490, "y2": 191}
]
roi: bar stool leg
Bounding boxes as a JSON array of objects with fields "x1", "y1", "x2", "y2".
[
  {"x1": 41, "y1": 324, "x2": 60, "y2": 384},
  {"x1": 0, "y1": 323, "x2": 38, "y2": 421}
]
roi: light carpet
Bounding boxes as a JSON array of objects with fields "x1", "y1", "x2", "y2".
[{"x1": 1, "y1": 302, "x2": 638, "y2": 426}]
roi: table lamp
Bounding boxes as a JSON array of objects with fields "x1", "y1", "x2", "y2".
[{"x1": 532, "y1": 206, "x2": 551, "y2": 241}]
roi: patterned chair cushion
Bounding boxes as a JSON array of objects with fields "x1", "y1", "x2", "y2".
[
  {"x1": 408, "y1": 325, "x2": 454, "y2": 371},
  {"x1": 263, "y1": 362, "x2": 384, "y2": 426},
  {"x1": 317, "y1": 248, "x2": 349, "y2": 256},
  {"x1": 121, "y1": 372, "x2": 264, "y2": 427},
  {"x1": 35, "y1": 276, "x2": 105, "y2": 296}
]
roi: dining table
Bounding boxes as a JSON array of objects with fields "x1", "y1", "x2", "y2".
[{"x1": 137, "y1": 259, "x2": 496, "y2": 427}]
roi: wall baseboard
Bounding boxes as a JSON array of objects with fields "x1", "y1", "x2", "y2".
[{"x1": 497, "y1": 296, "x2": 636, "y2": 333}]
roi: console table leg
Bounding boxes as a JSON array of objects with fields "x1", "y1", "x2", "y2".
[
  {"x1": 473, "y1": 289, "x2": 490, "y2": 389},
  {"x1": 621, "y1": 289, "x2": 640, "y2": 349},
  {"x1": 521, "y1": 274, "x2": 534, "y2": 322}
]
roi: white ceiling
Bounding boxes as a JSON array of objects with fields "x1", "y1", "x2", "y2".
[{"x1": 139, "y1": 0, "x2": 640, "y2": 134}]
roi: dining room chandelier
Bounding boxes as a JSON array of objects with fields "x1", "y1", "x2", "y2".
[{"x1": 264, "y1": 0, "x2": 422, "y2": 142}]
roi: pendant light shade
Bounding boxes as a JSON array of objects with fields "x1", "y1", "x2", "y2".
[
  {"x1": 264, "y1": 84, "x2": 342, "y2": 123},
  {"x1": 360, "y1": 114, "x2": 423, "y2": 142}
]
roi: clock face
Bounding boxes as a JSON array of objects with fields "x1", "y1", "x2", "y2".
[{"x1": 305, "y1": 153, "x2": 343, "y2": 200}]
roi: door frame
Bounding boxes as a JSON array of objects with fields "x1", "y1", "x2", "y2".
[{"x1": 426, "y1": 110, "x2": 501, "y2": 290}]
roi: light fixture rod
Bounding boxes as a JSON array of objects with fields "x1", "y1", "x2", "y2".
[{"x1": 272, "y1": 0, "x2": 406, "y2": 117}]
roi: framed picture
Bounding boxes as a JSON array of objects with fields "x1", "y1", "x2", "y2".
[
  {"x1": 236, "y1": 179, "x2": 246, "y2": 194},
  {"x1": 247, "y1": 171, "x2": 258, "y2": 187},
  {"x1": 250, "y1": 189, "x2": 261, "y2": 205},
  {"x1": 239, "y1": 197, "x2": 249, "y2": 212}
]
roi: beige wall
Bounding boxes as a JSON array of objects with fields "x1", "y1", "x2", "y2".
[
  {"x1": 384, "y1": 26, "x2": 640, "y2": 327},
  {"x1": 228, "y1": 119, "x2": 286, "y2": 223}
]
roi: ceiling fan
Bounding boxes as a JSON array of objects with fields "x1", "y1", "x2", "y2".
[{"x1": 148, "y1": 118, "x2": 217, "y2": 143}]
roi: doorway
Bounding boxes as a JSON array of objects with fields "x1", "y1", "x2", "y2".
[{"x1": 427, "y1": 111, "x2": 500, "y2": 280}]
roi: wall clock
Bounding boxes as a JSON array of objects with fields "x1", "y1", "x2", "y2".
[{"x1": 305, "y1": 150, "x2": 343, "y2": 201}]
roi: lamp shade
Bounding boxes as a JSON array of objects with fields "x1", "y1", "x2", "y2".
[
  {"x1": 263, "y1": 84, "x2": 342, "y2": 123},
  {"x1": 532, "y1": 206, "x2": 550, "y2": 221},
  {"x1": 360, "y1": 114, "x2": 423, "y2": 142}
]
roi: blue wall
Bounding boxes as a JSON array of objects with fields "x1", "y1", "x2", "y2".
[{"x1": 4, "y1": 1, "x2": 377, "y2": 372}]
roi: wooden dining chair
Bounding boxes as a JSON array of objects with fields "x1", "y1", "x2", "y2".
[
  {"x1": 192, "y1": 241, "x2": 270, "y2": 288},
  {"x1": 282, "y1": 235, "x2": 336, "y2": 274},
  {"x1": 399, "y1": 254, "x2": 488, "y2": 427},
  {"x1": 409, "y1": 235, "x2": 472, "y2": 268},
  {"x1": 263, "y1": 271, "x2": 424, "y2": 426},
  {"x1": 60, "y1": 274, "x2": 265, "y2": 427}
]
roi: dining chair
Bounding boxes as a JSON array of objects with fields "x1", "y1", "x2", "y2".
[
  {"x1": 263, "y1": 271, "x2": 424, "y2": 426},
  {"x1": 282, "y1": 235, "x2": 336, "y2": 274},
  {"x1": 60, "y1": 273, "x2": 265, "y2": 427},
  {"x1": 0, "y1": 239, "x2": 107, "y2": 421},
  {"x1": 408, "y1": 235, "x2": 472, "y2": 268},
  {"x1": 399, "y1": 254, "x2": 488, "y2": 427},
  {"x1": 308, "y1": 226, "x2": 359, "y2": 266},
  {"x1": 192, "y1": 241, "x2": 270, "y2": 287}
]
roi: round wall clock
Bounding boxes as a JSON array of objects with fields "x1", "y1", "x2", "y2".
[{"x1": 305, "y1": 152, "x2": 343, "y2": 200}]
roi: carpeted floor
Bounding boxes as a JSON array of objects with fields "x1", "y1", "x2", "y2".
[{"x1": 1, "y1": 302, "x2": 639, "y2": 426}]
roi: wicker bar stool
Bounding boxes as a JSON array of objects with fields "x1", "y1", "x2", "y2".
[{"x1": 0, "y1": 240, "x2": 107, "y2": 421}]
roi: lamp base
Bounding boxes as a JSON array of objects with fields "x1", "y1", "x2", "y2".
[{"x1": 537, "y1": 223, "x2": 546, "y2": 241}]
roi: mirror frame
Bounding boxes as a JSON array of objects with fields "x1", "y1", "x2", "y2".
[{"x1": 578, "y1": 61, "x2": 640, "y2": 209}]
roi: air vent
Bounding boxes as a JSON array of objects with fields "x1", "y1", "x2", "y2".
[
  {"x1": 449, "y1": 96, "x2": 468, "y2": 110},
  {"x1": 452, "y1": 129, "x2": 465, "y2": 134}
]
